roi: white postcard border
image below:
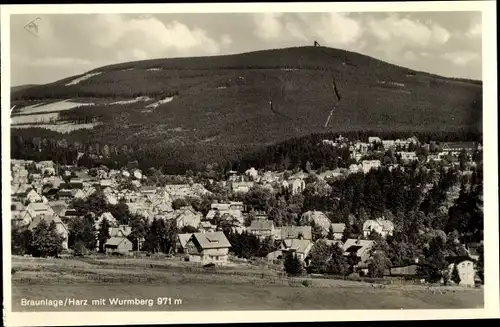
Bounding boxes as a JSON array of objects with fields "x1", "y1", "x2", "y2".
[{"x1": 1, "y1": 2, "x2": 498, "y2": 326}]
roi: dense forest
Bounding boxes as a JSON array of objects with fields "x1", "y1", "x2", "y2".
[{"x1": 11, "y1": 128, "x2": 482, "y2": 176}]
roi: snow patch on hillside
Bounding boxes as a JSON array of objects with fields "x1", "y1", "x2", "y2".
[
  {"x1": 144, "y1": 96, "x2": 174, "y2": 110},
  {"x1": 109, "y1": 96, "x2": 153, "y2": 105},
  {"x1": 65, "y1": 72, "x2": 102, "y2": 86},
  {"x1": 147, "y1": 68, "x2": 162, "y2": 71},
  {"x1": 15, "y1": 100, "x2": 95, "y2": 115},
  {"x1": 11, "y1": 100, "x2": 96, "y2": 125},
  {"x1": 378, "y1": 80, "x2": 405, "y2": 87}
]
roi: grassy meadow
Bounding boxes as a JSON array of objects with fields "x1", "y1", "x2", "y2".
[{"x1": 10, "y1": 255, "x2": 484, "y2": 311}]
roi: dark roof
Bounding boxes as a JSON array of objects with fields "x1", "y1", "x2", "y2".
[
  {"x1": 280, "y1": 226, "x2": 312, "y2": 240},
  {"x1": 105, "y1": 237, "x2": 130, "y2": 247},
  {"x1": 189, "y1": 232, "x2": 231, "y2": 249},
  {"x1": 446, "y1": 255, "x2": 477, "y2": 264},
  {"x1": 249, "y1": 219, "x2": 274, "y2": 230},
  {"x1": 345, "y1": 245, "x2": 363, "y2": 253},
  {"x1": 389, "y1": 264, "x2": 420, "y2": 276}
]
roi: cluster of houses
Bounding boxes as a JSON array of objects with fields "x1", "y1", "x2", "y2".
[
  {"x1": 10, "y1": 135, "x2": 482, "y2": 287},
  {"x1": 321, "y1": 135, "x2": 482, "y2": 176},
  {"x1": 10, "y1": 159, "x2": 213, "y2": 253}
]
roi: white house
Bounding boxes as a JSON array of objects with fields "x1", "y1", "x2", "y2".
[
  {"x1": 245, "y1": 168, "x2": 259, "y2": 180},
  {"x1": 133, "y1": 170, "x2": 143, "y2": 180},
  {"x1": 361, "y1": 160, "x2": 381, "y2": 173},
  {"x1": 289, "y1": 178, "x2": 305, "y2": 195},
  {"x1": 362, "y1": 218, "x2": 394, "y2": 238},
  {"x1": 349, "y1": 164, "x2": 361, "y2": 174},
  {"x1": 398, "y1": 151, "x2": 417, "y2": 161},
  {"x1": 448, "y1": 259, "x2": 476, "y2": 287},
  {"x1": 382, "y1": 140, "x2": 395, "y2": 149},
  {"x1": 231, "y1": 181, "x2": 254, "y2": 194}
]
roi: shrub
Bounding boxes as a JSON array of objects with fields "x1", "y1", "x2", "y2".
[
  {"x1": 73, "y1": 241, "x2": 90, "y2": 257},
  {"x1": 302, "y1": 279, "x2": 312, "y2": 287},
  {"x1": 284, "y1": 252, "x2": 304, "y2": 276}
]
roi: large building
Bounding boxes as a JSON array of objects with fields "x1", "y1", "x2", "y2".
[{"x1": 184, "y1": 232, "x2": 232, "y2": 265}]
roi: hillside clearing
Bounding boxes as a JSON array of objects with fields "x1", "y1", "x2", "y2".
[
  {"x1": 11, "y1": 122, "x2": 101, "y2": 133},
  {"x1": 65, "y1": 72, "x2": 102, "y2": 86}
]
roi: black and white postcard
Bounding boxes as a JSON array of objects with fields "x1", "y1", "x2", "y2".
[{"x1": 1, "y1": 2, "x2": 498, "y2": 326}]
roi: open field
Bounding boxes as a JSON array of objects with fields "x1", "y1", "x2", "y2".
[{"x1": 10, "y1": 256, "x2": 484, "y2": 311}]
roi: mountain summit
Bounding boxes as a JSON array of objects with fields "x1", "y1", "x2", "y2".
[{"x1": 11, "y1": 46, "x2": 482, "y2": 168}]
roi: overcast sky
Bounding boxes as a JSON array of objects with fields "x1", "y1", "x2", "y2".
[{"x1": 9, "y1": 11, "x2": 482, "y2": 86}]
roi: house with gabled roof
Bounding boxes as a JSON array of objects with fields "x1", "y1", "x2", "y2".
[
  {"x1": 441, "y1": 142, "x2": 480, "y2": 154},
  {"x1": 57, "y1": 189, "x2": 83, "y2": 201},
  {"x1": 12, "y1": 184, "x2": 31, "y2": 197},
  {"x1": 26, "y1": 189, "x2": 43, "y2": 203},
  {"x1": 109, "y1": 225, "x2": 132, "y2": 238},
  {"x1": 363, "y1": 218, "x2": 394, "y2": 238},
  {"x1": 249, "y1": 219, "x2": 276, "y2": 240},
  {"x1": 342, "y1": 238, "x2": 375, "y2": 268},
  {"x1": 48, "y1": 200, "x2": 68, "y2": 217},
  {"x1": 104, "y1": 237, "x2": 133, "y2": 255},
  {"x1": 176, "y1": 233, "x2": 194, "y2": 253},
  {"x1": 184, "y1": 232, "x2": 232, "y2": 265},
  {"x1": 280, "y1": 238, "x2": 314, "y2": 261},
  {"x1": 368, "y1": 136, "x2": 381, "y2": 144},
  {"x1": 199, "y1": 220, "x2": 217, "y2": 233},
  {"x1": 95, "y1": 212, "x2": 118, "y2": 229},
  {"x1": 330, "y1": 223, "x2": 346, "y2": 240},
  {"x1": 278, "y1": 226, "x2": 312, "y2": 241},
  {"x1": 446, "y1": 254, "x2": 477, "y2": 287},
  {"x1": 175, "y1": 207, "x2": 202, "y2": 229},
  {"x1": 301, "y1": 211, "x2": 331, "y2": 235},
  {"x1": 21, "y1": 202, "x2": 55, "y2": 225},
  {"x1": 28, "y1": 214, "x2": 69, "y2": 250}
]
